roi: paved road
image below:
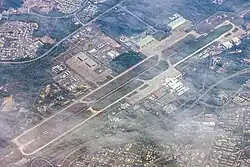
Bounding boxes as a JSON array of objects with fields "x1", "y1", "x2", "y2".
[
  {"x1": 12, "y1": 15, "x2": 235, "y2": 159},
  {"x1": 188, "y1": 68, "x2": 250, "y2": 110},
  {"x1": 119, "y1": 6, "x2": 156, "y2": 31},
  {"x1": 173, "y1": 21, "x2": 234, "y2": 67},
  {"x1": 30, "y1": 157, "x2": 54, "y2": 167},
  {"x1": 13, "y1": 55, "x2": 157, "y2": 156},
  {"x1": 13, "y1": 21, "x2": 234, "y2": 156},
  {"x1": 14, "y1": 51, "x2": 157, "y2": 145},
  {"x1": 0, "y1": 0, "x2": 124, "y2": 65},
  {"x1": 28, "y1": 11, "x2": 75, "y2": 19}
]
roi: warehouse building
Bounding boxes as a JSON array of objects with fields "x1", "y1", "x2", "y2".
[
  {"x1": 168, "y1": 16, "x2": 187, "y2": 30},
  {"x1": 136, "y1": 35, "x2": 156, "y2": 49}
]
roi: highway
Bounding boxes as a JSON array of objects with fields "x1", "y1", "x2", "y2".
[
  {"x1": 11, "y1": 14, "x2": 236, "y2": 161},
  {"x1": 0, "y1": 0, "x2": 124, "y2": 65},
  {"x1": 28, "y1": 11, "x2": 75, "y2": 19},
  {"x1": 13, "y1": 21, "x2": 235, "y2": 157}
]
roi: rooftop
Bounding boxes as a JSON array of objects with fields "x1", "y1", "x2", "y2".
[
  {"x1": 168, "y1": 16, "x2": 187, "y2": 30},
  {"x1": 136, "y1": 35, "x2": 155, "y2": 48}
]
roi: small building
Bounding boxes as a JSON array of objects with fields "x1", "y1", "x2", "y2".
[
  {"x1": 232, "y1": 37, "x2": 241, "y2": 45},
  {"x1": 202, "y1": 121, "x2": 216, "y2": 127},
  {"x1": 76, "y1": 52, "x2": 97, "y2": 70},
  {"x1": 107, "y1": 50, "x2": 120, "y2": 59},
  {"x1": 52, "y1": 64, "x2": 66, "y2": 74},
  {"x1": 152, "y1": 30, "x2": 170, "y2": 41},
  {"x1": 136, "y1": 35, "x2": 155, "y2": 49},
  {"x1": 222, "y1": 41, "x2": 234, "y2": 49},
  {"x1": 168, "y1": 16, "x2": 187, "y2": 30}
]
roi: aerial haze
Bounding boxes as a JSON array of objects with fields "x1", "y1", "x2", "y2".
[{"x1": 0, "y1": 0, "x2": 250, "y2": 166}]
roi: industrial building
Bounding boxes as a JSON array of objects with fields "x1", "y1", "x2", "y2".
[
  {"x1": 163, "y1": 70, "x2": 189, "y2": 96},
  {"x1": 222, "y1": 41, "x2": 234, "y2": 49},
  {"x1": 136, "y1": 35, "x2": 156, "y2": 49},
  {"x1": 76, "y1": 52, "x2": 97, "y2": 70},
  {"x1": 168, "y1": 16, "x2": 187, "y2": 30}
]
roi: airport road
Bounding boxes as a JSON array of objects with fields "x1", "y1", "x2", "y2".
[
  {"x1": 14, "y1": 17, "x2": 195, "y2": 149},
  {"x1": 140, "y1": 30, "x2": 192, "y2": 57},
  {"x1": 17, "y1": 79, "x2": 143, "y2": 156},
  {"x1": 27, "y1": 80, "x2": 144, "y2": 157},
  {"x1": 13, "y1": 18, "x2": 197, "y2": 156},
  {"x1": 15, "y1": 20, "x2": 233, "y2": 155},
  {"x1": 119, "y1": 6, "x2": 157, "y2": 31},
  {"x1": 173, "y1": 21, "x2": 235, "y2": 67},
  {"x1": 13, "y1": 55, "x2": 158, "y2": 156},
  {"x1": 0, "y1": 0, "x2": 125, "y2": 65},
  {"x1": 13, "y1": 0, "x2": 151, "y2": 148},
  {"x1": 13, "y1": 54, "x2": 157, "y2": 144}
]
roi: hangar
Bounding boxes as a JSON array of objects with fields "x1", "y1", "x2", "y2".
[{"x1": 168, "y1": 16, "x2": 187, "y2": 30}]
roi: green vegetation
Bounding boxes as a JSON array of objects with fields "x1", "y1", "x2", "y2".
[
  {"x1": 139, "y1": 60, "x2": 169, "y2": 80},
  {"x1": 165, "y1": 24, "x2": 233, "y2": 64},
  {"x1": 167, "y1": 164, "x2": 179, "y2": 167},
  {"x1": 198, "y1": 24, "x2": 233, "y2": 45},
  {"x1": 8, "y1": 14, "x2": 81, "y2": 41},
  {"x1": 109, "y1": 51, "x2": 144, "y2": 73},
  {"x1": 92, "y1": 79, "x2": 143, "y2": 110}
]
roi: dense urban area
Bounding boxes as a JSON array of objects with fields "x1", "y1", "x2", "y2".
[{"x1": 1, "y1": 0, "x2": 250, "y2": 167}]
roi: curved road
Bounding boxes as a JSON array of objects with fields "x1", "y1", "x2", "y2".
[
  {"x1": 0, "y1": 0, "x2": 123, "y2": 65},
  {"x1": 30, "y1": 157, "x2": 54, "y2": 167}
]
